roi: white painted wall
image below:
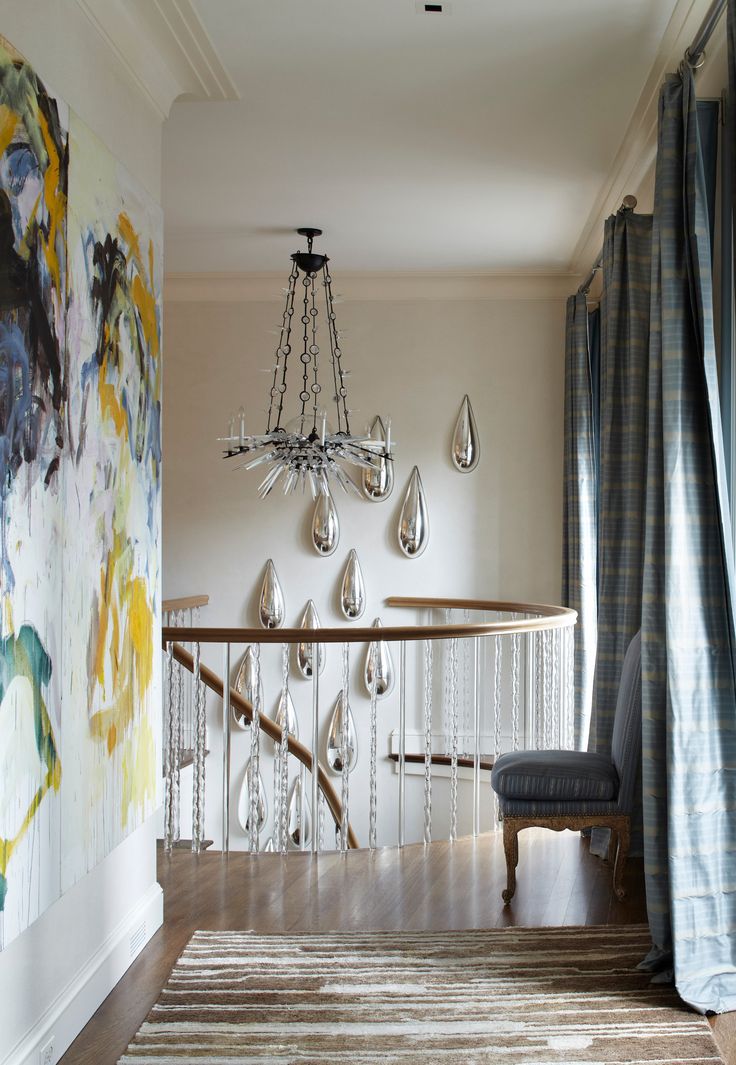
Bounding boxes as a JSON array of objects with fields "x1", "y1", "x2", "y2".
[
  {"x1": 163, "y1": 282, "x2": 566, "y2": 852},
  {"x1": 0, "y1": 5, "x2": 163, "y2": 1063}
]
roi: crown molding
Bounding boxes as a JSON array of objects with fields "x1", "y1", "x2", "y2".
[
  {"x1": 75, "y1": 0, "x2": 239, "y2": 120},
  {"x1": 164, "y1": 271, "x2": 582, "y2": 303},
  {"x1": 570, "y1": 0, "x2": 726, "y2": 276}
]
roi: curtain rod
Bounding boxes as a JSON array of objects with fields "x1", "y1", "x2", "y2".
[
  {"x1": 578, "y1": 0, "x2": 727, "y2": 297},
  {"x1": 577, "y1": 196, "x2": 637, "y2": 294}
]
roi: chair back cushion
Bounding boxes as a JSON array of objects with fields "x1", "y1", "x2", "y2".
[{"x1": 610, "y1": 630, "x2": 642, "y2": 811}]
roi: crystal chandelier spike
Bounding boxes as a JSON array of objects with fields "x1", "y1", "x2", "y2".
[{"x1": 220, "y1": 227, "x2": 393, "y2": 497}]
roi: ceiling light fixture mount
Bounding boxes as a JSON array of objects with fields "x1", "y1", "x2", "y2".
[{"x1": 221, "y1": 227, "x2": 392, "y2": 498}]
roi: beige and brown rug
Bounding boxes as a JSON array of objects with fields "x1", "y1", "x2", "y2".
[{"x1": 119, "y1": 925, "x2": 723, "y2": 1063}]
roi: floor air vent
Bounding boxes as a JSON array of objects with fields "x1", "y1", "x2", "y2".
[{"x1": 129, "y1": 921, "x2": 146, "y2": 958}]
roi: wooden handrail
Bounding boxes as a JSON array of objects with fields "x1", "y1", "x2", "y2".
[
  {"x1": 169, "y1": 642, "x2": 359, "y2": 850},
  {"x1": 162, "y1": 596, "x2": 576, "y2": 647},
  {"x1": 164, "y1": 594, "x2": 210, "y2": 614}
]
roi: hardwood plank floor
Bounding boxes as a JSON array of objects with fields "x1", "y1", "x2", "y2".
[{"x1": 60, "y1": 828, "x2": 733, "y2": 1064}]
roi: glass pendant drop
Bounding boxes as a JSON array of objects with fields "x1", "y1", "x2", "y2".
[
  {"x1": 296, "y1": 600, "x2": 326, "y2": 678},
  {"x1": 451, "y1": 394, "x2": 480, "y2": 472},
  {"x1": 259, "y1": 559, "x2": 285, "y2": 628},
  {"x1": 364, "y1": 617, "x2": 394, "y2": 698},
  {"x1": 233, "y1": 646, "x2": 262, "y2": 728},
  {"x1": 326, "y1": 690, "x2": 358, "y2": 773},
  {"x1": 397, "y1": 466, "x2": 429, "y2": 558},
  {"x1": 275, "y1": 688, "x2": 299, "y2": 740},
  {"x1": 311, "y1": 486, "x2": 340, "y2": 556},
  {"x1": 237, "y1": 759, "x2": 268, "y2": 834},
  {"x1": 361, "y1": 416, "x2": 394, "y2": 501},
  {"x1": 340, "y1": 549, "x2": 366, "y2": 619},
  {"x1": 287, "y1": 775, "x2": 312, "y2": 848}
]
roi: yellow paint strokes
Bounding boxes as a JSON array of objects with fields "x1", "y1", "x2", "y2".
[
  {"x1": 0, "y1": 105, "x2": 17, "y2": 161},
  {"x1": 0, "y1": 765, "x2": 57, "y2": 880},
  {"x1": 119, "y1": 212, "x2": 159, "y2": 362},
  {"x1": 89, "y1": 533, "x2": 155, "y2": 792},
  {"x1": 98, "y1": 349, "x2": 128, "y2": 440},
  {"x1": 38, "y1": 106, "x2": 65, "y2": 296},
  {"x1": 121, "y1": 715, "x2": 155, "y2": 829}
]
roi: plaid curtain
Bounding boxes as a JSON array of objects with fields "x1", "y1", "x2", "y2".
[
  {"x1": 562, "y1": 292, "x2": 597, "y2": 749},
  {"x1": 640, "y1": 65, "x2": 736, "y2": 1014}
]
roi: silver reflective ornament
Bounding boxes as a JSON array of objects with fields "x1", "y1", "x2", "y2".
[
  {"x1": 361, "y1": 416, "x2": 394, "y2": 501},
  {"x1": 233, "y1": 646, "x2": 262, "y2": 729},
  {"x1": 364, "y1": 617, "x2": 394, "y2": 698},
  {"x1": 259, "y1": 559, "x2": 285, "y2": 628},
  {"x1": 296, "y1": 600, "x2": 326, "y2": 678},
  {"x1": 397, "y1": 466, "x2": 429, "y2": 558},
  {"x1": 263, "y1": 836, "x2": 275, "y2": 853},
  {"x1": 275, "y1": 688, "x2": 299, "y2": 740},
  {"x1": 287, "y1": 774, "x2": 311, "y2": 848},
  {"x1": 237, "y1": 759, "x2": 268, "y2": 834},
  {"x1": 326, "y1": 689, "x2": 358, "y2": 773},
  {"x1": 311, "y1": 486, "x2": 340, "y2": 556},
  {"x1": 452, "y1": 394, "x2": 480, "y2": 472},
  {"x1": 340, "y1": 548, "x2": 366, "y2": 619}
]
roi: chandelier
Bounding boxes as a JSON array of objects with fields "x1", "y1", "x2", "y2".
[{"x1": 221, "y1": 228, "x2": 392, "y2": 498}]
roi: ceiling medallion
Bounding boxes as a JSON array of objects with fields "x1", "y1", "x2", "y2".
[{"x1": 221, "y1": 227, "x2": 392, "y2": 497}]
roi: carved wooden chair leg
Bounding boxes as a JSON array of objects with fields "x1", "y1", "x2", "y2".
[
  {"x1": 502, "y1": 819, "x2": 519, "y2": 904},
  {"x1": 607, "y1": 826, "x2": 618, "y2": 867},
  {"x1": 612, "y1": 819, "x2": 630, "y2": 901}
]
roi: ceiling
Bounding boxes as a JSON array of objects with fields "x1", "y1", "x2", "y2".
[{"x1": 162, "y1": 0, "x2": 683, "y2": 275}]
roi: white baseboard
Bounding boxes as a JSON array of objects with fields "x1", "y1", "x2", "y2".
[{"x1": 5, "y1": 882, "x2": 163, "y2": 1065}]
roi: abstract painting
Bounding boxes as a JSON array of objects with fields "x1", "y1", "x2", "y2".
[{"x1": 0, "y1": 38, "x2": 161, "y2": 949}]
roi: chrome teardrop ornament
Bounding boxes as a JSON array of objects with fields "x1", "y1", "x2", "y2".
[
  {"x1": 296, "y1": 600, "x2": 326, "y2": 678},
  {"x1": 361, "y1": 416, "x2": 394, "y2": 501},
  {"x1": 340, "y1": 549, "x2": 366, "y2": 619},
  {"x1": 287, "y1": 774, "x2": 312, "y2": 848},
  {"x1": 237, "y1": 759, "x2": 268, "y2": 834},
  {"x1": 233, "y1": 646, "x2": 262, "y2": 729},
  {"x1": 263, "y1": 836, "x2": 275, "y2": 853},
  {"x1": 275, "y1": 688, "x2": 299, "y2": 740},
  {"x1": 326, "y1": 689, "x2": 358, "y2": 773},
  {"x1": 259, "y1": 559, "x2": 285, "y2": 628},
  {"x1": 452, "y1": 394, "x2": 480, "y2": 472},
  {"x1": 311, "y1": 486, "x2": 340, "y2": 556},
  {"x1": 364, "y1": 617, "x2": 395, "y2": 698},
  {"x1": 397, "y1": 466, "x2": 430, "y2": 558}
]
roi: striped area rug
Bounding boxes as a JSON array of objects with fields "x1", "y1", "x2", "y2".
[{"x1": 119, "y1": 925, "x2": 723, "y2": 1063}]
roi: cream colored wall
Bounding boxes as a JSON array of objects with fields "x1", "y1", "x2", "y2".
[{"x1": 163, "y1": 289, "x2": 566, "y2": 850}]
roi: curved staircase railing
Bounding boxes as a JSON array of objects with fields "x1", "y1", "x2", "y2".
[{"x1": 162, "y1": 596, "x2": 577, "y2": 857}]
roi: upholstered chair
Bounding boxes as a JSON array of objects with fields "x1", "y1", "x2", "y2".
[{"x1": 491, "y1": 631, "x2": 641, "y2": 904}]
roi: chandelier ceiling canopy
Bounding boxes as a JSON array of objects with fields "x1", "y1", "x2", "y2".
[{"x1": 221, "y1": 228, "x2": 392, "y2": 498}]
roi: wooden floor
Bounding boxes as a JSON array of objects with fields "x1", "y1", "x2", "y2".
[{"x1": 61, "y1": 829, "x2": 734, "y2": 1064}]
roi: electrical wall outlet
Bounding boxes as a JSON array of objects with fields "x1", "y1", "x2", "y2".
[{"x1": 39, "y1": 1037, "x2": 54, "y2": 1065}]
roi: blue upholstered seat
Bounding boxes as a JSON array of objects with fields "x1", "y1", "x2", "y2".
[{"x1": 491, "y1": 631, "x2": 642, "y2": 903}]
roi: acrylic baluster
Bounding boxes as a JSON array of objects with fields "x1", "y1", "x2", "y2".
[
  {"x1": 368, "y1": 643, "x2": 379, "y2": 850},
  {"x1": 399, "y1": 640, "x2": 407, "y2": 847},
  {"x1": 164, "y1": 642, "x2": 176, "y2": 853},
  {"x1": 222, "y1": 643, "x2": 231, "y2": 854},
  {"x1": 423, "y1": 639, "x2": 433, "y2": 846},
  {"x1": 248, "y1": 644, "x2": 262, "y2": 852},
  {"x1": 449, "y1": 637, "x2": 459, "y2": 843},
  {"x1": 512, "y1": 626, "x2": 521, "y2": 752},
  {"x1": 192, "y1": 641, "x2": 207, "y2": 853},
  {"x1": 492, "y1": 634, "x2": 502, "y2": 826},
  {"x1": 340, "y1": 643, "x2": 350, "y2": 853},
  {"x1": 472, "y1": 636, "x2": 481, "y2": 838},
  {"x1": 311, "y1": 644, "x2": 319, "y2": 854}
]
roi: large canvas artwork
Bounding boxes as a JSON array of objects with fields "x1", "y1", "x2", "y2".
[{"x1": 0, "y1": 39, "x2": 161, "y2": 949}]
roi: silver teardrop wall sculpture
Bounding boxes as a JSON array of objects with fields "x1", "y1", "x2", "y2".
[
  {"x1": 311, "y1": 486, "x2": 340, "y2": 556},
  {"x1": 364, "y1": 617, "x2": 395, "y2": 698},
  {"x1": 259, "y1": 559, "x2": 285, "y2": 628},
  {"x1": 452, "y1": 394, "x2": 480, "y2": 472},
  {"x1": 287, "y1": 774, "x2": 311, "y2": 848},
  {"x1": 237, "y1": 759, "x2": 268, "y2": 834},
  {"x1": 275, "y1": 688, "x2": 299, "y2": 740},
  {"x1": 296, "y1": 599, "x2": 326, "y2": 678},
  {"x1": 326, "y1": 689, "x2": 358, "y2": 773},
  {"x1": 233, "y1": 646, "x2": 262, "y2": 729},
  {"x1": 263, "y1": 836, "x2": 275, "y2": 853},
  {"x1": 361, "y1": 416, "x2": 394, "y2": 501},
  {"x1": 340, "y1": 549, "x2": 366, "y2": 620},
  {"x1": 397, "y1": 466, "x2": 430, "y2": 558}
]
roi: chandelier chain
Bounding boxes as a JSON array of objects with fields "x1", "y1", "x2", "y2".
[
  {"x1": 310, "y1": 276, "x2": 320, "y2": 431},
  {"x1": 267, "y1": 262, "x2": 298, "y2": 433}
]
